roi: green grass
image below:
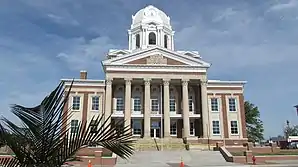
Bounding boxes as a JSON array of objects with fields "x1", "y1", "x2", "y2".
[{"x1": 0, "y1": 153, "x2": 14, "y2": 155}]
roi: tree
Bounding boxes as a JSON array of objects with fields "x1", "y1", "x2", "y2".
[
  {"x1": 245, "y1": 101, "x2": 264, "y2": 142},
  {"x1": 0, "y1": 81, "x2": 135, "y2": 167},
  {"x1": 284, "y1": 124, "x2": 298, "y2": 137}
]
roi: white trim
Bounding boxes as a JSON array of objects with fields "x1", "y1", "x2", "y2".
[
  {"x1": 88, "y1": 94, "x2": 101, "y2": 113},
  {"x1": 210, "y1": 97, "x2": 220, "y2": 113},
  {"x1": 62, "y1": 79, "x2": 106, "y2": 87},
  {"x1": 230, "y1": 120, "x2": 240, "y2": 136},
  {"x1": 170, "y1": 120, "x2": 177, "y2": 136},
  {"x1": 70, "y1": 94, "x2": 83, "y2": 112},
  {"x1": 102, "y1": 46, "x2": 211, "y2": 67},
  {"x1": 105, "y1": 66, "x2": 207, "y2": 73},
  {"x1": 208, "y1": 80, "x2": 247, "y2": 84},
  {"x1": 211, "y1": 120, "x2": 221, "y2": 136},
  {"x1": 190, "y1": 120, "x2": 195, "y2": 136}
]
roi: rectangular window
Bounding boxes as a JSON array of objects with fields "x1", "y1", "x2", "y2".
[
  {"x1": 169, "y1": 97, "x2": 176, "y2": 113},
  {"x1": 90, "y1": 120, "x2": 97, "y2": 133},
  {"x1": 212, "y1": 121, "x2": 220, "y2": 135},
  {"x1": 151, "y1": 98, "x2": 159, "y2": 113},
  {"x1": 230, "y1": 121, "x2": 238, "y2": 134},
  {"x1": 91, "y1": 96, "x2": 100, "y2": 111},
  {"x1": 72, "y1": 96, "x2": 80, "y2": 110},
  {"x1": 211, "y1": 98, "x2": 219, "y2": 112},
  {"x1": 71, "y1": 120, "x2": 79, "y2": 134},
  {"x1": 170, "y1": 121, "x2": 177, "y2": 136},
  {"x1": 229, "y1": 98, "x2": 237, "y2": 112},
  {"x1": 133, "y1": 120, "x2": 142, "y2": 136},
  {"x1": 133, "y1": 97, "x2": 141, "y2": 112},
  {"x1": 190, "y1": 121, "x2": 195, "y2": 136},
  {"x1": 188, "y1": 96, "x2": 193, "y2": 112},
  {"x1": 116, "y1": 97, "x2": 124, "y2": 111}
]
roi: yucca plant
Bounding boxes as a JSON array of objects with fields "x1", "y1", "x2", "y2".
[{"x1": 0, "y1": 81, "x2": 135, "y2": 167}]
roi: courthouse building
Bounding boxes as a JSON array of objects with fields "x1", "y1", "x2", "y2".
[{"x1": 62, "y1": 5, "x2": 248, "y2": 144}]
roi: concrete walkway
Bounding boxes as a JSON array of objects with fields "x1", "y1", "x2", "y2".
[{"x1": 115, "y1": 150, "x2": 245, "y2": 167}]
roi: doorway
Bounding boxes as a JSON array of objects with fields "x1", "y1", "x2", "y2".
[{"x1": 151, "y1": 121, "x2": 161, "y2": 138}]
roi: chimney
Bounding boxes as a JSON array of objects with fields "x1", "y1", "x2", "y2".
[{"x1": 80, "y1": 70, "x2": 87, "y2": 79}]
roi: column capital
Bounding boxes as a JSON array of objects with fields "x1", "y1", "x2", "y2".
[
  {"x1": 125, "y1": 78, "x2": 132, "y2": 85},
  {"x1": 144, "y1": 78, "x2": 151, "y2": 86},
  {"x1": 201, "y1": 79, "x2": 208, "y2": 86},
  {"x1": 181, "y1": 79, "x2": 189, "y2": 86},
  {"x1": 163, "y1": 79, "x2": 170, "y2": 86},
  {"x1": 106, "y1": 78, "x2": 113, "y2": 85}
]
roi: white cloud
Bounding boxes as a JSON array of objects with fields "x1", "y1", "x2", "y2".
[
  {"x1": 212, "y1": 8, "x2": 237, "y2": 22},
  {"x1": 269, "y1": 0, "x2": 298, "y2": 11},
  {"x1": 57, "y1": 36, "x2": 120, "y2": 71}
]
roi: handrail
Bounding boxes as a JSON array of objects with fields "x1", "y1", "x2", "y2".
[{"x1": 153, "y1": 138, "x2": 160, "y2": 151}]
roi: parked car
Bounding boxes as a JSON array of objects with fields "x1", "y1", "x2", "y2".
[{"x1": 288, "y1": 142, "x2": 298, "y2": 149}]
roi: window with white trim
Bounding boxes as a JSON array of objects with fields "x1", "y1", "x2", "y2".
[
  {"x1": 151, "y1": 97, "x2": 159, "y2": 113},
  {"x1": 133, "y1": 97, "x2": 141, "y2": 112},
  {"x1": 91, "y1": 96, "x2": 100, "y2": 111},
  {"x1": 190, "y1": 121, "x2": 195, "y2": 136},
  {"x1": 228, "y1": 98, "x2": 237, "y2": 112},
  {"x1": 90, "y1": 120, "x2": 97, "y2": 133},
  {"x1": 230, "y1": 121, "x2": 238, "y2": 134},
  {"x1": 188, "y1": 96, "x2": 194, "y2": 112},
  {"x1": 71, "y1": 120, "x2": 79, "y2": 134},
  {"x1": 72, "y1": 96, "x2": 80, "y2": 110},
  {"x1": 132, "y1": 120, "x2": 142, "y2": 135},
  {"x1": 169, "y1": 97, "x2": 176, "y2": 113},
  {"x1": 212, "y1": 120, "x2": 220, "y2": 135},
  {"x1": 116, "y1": 97, "x2": 124, "y2": 111},
  {"x1": 211, "y1": 98, "x2": 219, "y2": 112},
  {"x1": 170, "y1": 121, "x2": 177, "y2": 136}
]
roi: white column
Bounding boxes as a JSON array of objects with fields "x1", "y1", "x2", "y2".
[
  {"x1": 163, "y1": 79, "x2": 170, "y2": 138},
  {"x1": 171, "y1": 35, "x2": 174, "y2": 50},
  {"x1": 128, "y1": 31, "x2": 132, "y2": 50},
  {"x1": 144, "y1": 78, "x2": 151, "y2": 138},
  {"x1": 201, "y1": 79, "x2": 209, "y2": 138},
  {"x1": 182, "y1": 79, "x2": 190, "y2": 138},
  {"x1": 124, "y1": 78, "x2": 132, "y2": 133},
  {"x1": 104, "y1": 78, "x2": 113, "y2": 126},
  {"x1": 156, "y1": 29, "x2": 159, "y2": 46}
]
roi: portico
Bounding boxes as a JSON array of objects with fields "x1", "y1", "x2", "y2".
[{"x1": 105, "y1": 77, "x2": 209, "y2": 138}]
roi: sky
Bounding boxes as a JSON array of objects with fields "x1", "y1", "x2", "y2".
[{"x1": 0, "y1": 0, "x2": 298, "y2": 138}]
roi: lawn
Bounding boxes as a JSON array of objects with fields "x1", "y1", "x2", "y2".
[{"x1": 231, "y1": 150, "x2": 298, "y2": 156}]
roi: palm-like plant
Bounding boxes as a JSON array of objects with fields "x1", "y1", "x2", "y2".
[{"x1": 0, "y1": 81, "x2": 135, "y2": 167}]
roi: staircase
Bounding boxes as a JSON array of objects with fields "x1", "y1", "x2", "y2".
[{"x1": 133, "y1": 138, "x2": 185, "y2": 151}]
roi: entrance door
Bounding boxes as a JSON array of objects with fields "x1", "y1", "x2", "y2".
[{"x1": 151, "y1": 121, "x2": 161, "y2": 138}]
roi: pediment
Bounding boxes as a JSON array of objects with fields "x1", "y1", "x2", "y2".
[
  {"x1": 102, "y1": 46, "x2": 210, "y2": 67},
  {"x1": 126, "y1": 54, "x2": 187, "y2": 65}
]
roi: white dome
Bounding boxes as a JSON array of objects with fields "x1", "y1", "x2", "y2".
[{"x1": 131, "y1": 5, "x2": 171, "y2": 29}]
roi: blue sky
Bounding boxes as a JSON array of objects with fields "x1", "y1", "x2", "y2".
[{"x1": 0, "y1": 0, "x2": 298, "y2": 138}]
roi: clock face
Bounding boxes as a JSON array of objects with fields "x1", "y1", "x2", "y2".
[{"x1": 144, "y1": 8, "x2": 157, "y2": 17}]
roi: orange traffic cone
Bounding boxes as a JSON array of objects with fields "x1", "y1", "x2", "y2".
[
  {"x1": 88, "y1": 160, "x2": 92, "y2": 167},
  {"x1": 180, "y1": 157, "x2": 184, "y2": 167}
]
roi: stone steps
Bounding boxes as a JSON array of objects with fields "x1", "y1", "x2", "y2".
[{"x1": 133, "y1": 138, "x2": 185, "y2": 151}]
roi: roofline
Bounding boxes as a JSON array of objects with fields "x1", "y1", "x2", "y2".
[
  {"x1": 61, "y1": 79, "x2": 105, "y2": 82},
  {"x1": 104, "y1": 64, "x2": 210, "y2": 69},
  {"x1": 102, "y1": 46, "x2": 211, "y2": 67},
  {"x1": 208, "y1": 80, "x2": 247, "y2": 85}
]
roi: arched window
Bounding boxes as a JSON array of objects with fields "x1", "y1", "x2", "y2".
[
  {"x1": 148, "y1": 32, "x2": 156, "y2": 45},
  {"x1": 164, "y1": 35, "x2": 168, "y2": 48},
  {"x1": 136, "y1": 34, "x2": 140, "y2": 48}
]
